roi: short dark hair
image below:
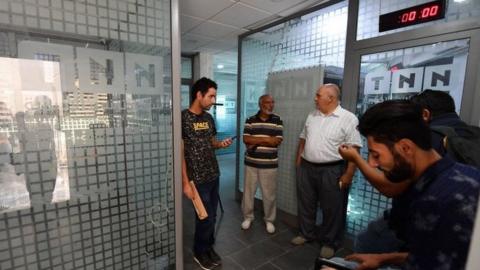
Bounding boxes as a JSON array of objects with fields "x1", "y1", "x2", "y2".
[
  {"x1": 191, "y1": 77, "x2": 217, "y2": 103},
  {"x1": 358, "y1": 100, "x2": 432, "y2": 150},
  {"x1": 258, "y1": 94, "x2": 271, "y2": 105},
  {"x1": 410, "y1": 89, "x2": 455, "y2": 118}
]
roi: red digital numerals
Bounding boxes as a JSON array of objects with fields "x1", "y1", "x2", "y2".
[{"x1": 400, "y1": 4, "x2": 439, "y2": 23}]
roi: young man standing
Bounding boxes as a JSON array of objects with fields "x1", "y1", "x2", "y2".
[
  {"x1": 241, "y1": 94, "x2": 283, "y2": 234},
  {"x1": 182, "y1": 77, "x2": 233, "y2": 270}
]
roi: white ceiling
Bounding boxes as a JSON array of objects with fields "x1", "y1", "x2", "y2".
[{"x1": 180, "y1": 0, "x2": 330, "y2": 58}]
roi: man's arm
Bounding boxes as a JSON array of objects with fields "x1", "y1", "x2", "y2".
[
  {"x1": 296, "y1": 138, "x2": 306, "y2": 167},
  {"x1": 339, "y1": 144, "x2": 410, "y2": 197},
  {"x1": 339, "y1": 158, "x2": 358, "y2": 189},
  {"x1": 243, "y1": 135, "x2": 282, "y2": 147},
  {"x1": 345, "y1": 252, "x2": 408, "y2": 270},
  {"x1": 211, "y1": 137, "x2": 233, "y2": 149},
  {"x1": 181, "y1": 140, "x2": 194, "y2": 199}
]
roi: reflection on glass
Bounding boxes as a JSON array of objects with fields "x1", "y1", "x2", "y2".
[
  {"x1": 357, "y1": 39, "x2": 469, "y2": 115},
  {"x1": 0, "y1": 57, "x2": 69, "y2": 213},
  {"x1": 0, "y1": 125, "x2": 29, "y2": 211},
  {"x1": 181, "y1": 57, "x2": 192, "y2": 79}
]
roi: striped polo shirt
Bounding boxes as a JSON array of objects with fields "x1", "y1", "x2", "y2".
[{"x1": 243, "y1": 112, "x2": 283, "y2": 168}]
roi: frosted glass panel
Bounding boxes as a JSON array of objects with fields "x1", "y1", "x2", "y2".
[
  {"x1": 0, "y1": 0, "x2": 175, "y2": 269},
  {"x1": 240, "y1": 0, "x2": 348, "y2": 222}
]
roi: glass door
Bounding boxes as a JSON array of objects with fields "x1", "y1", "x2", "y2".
[
  {"x1": 349, "y1": 37, "x2": 471, "y2": 234},
  {"x1": 346, "y1": 31, "x2": 480, "y2": 236},
  {"x1": 0, "y1": 0, "x2": 177, "y2": 269}
]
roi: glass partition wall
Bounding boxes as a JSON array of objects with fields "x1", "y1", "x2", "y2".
[
  {"x1": 213, "y1": 54, "x2": 238, "y2": 155},
  {"x1": 0, "y1": 0, "x2": 178, "y2": 269},
  {"x1": 238, "y1": 0, "x2": 349, "y2": 223}
]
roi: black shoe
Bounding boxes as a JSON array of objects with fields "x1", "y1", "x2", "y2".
[
  {"x1": 193, "y1": 252, "x2": 216, "y2": 270},
  {"x1": 207, "y1": 247, "x2": 222, "y2": 266}
]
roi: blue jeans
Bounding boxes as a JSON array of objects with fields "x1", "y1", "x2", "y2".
[{"x1": 193, "y1": 178, "x2": 219, "y2": 255}]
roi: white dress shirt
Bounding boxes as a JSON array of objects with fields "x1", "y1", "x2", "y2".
[{"x1": 299, "y1": 105, "x2": 362, "y2": 163}]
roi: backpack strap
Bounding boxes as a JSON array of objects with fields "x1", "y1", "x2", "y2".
[{"x1": 430, "y1": 126, "x2": 457, "y2": 151}]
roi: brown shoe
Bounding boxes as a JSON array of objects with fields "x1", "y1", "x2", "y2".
[
  {"x1": 320, "y1": 245, "x2": 335, "y2": 258},
  {"x1": 291, "y1": 235, "x2": 307, "y2": 245}
]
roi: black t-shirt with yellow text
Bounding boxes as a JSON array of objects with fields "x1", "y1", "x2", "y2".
[{"x1": 182, "y1": 109, "x2": 219, "y2": 184}]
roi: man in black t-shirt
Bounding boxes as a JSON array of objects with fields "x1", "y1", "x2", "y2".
[{"x1": 181, "y1": 77, "x2": 233, "y2": 270}]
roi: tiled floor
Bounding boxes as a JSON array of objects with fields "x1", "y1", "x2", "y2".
[{"x1": 182, "y1": 154, "x2": 352, "y2": 270}]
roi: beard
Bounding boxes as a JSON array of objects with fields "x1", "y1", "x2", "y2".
[
  {"x1": 260, "y1": 107, "x2": 273, "y2": 115},
  {"x1": 381, "y1": 149, "x2": 414, "y2": 183}
]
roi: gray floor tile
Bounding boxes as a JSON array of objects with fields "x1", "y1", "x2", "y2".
[
  {"x1": 214, "y1": 234, "x2": 247, "y2": 257},
  {"x1": 234, "y1": 221, "x2": 271, "y2": 246},
  {"x1": 270, "y1": 245, "x2": 319, "y2": 270},
  {"x1": 255, "y1": 262, "x2": 282, "y2": 270},
  {"x1": 230, "y1": 239, "x2": 285, "y2": 269},
  {"x1": 215, "y1": 256, "x2": 245, "y2": 270},
  {"x1": 268, "y1": 228, "x2": 298, "y2": 251}
]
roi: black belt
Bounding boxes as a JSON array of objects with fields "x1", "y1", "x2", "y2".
[{"x1": 302, "y1": 158, "x2": 344, "y2": 167}]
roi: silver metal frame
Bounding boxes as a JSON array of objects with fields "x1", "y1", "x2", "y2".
[
  {"x1": 170, "y1": 0, "x2": 183, "y2": 269},
  {"x1": 342, "y1": 2, "x2": 480, "y2": 268},
  {"x1": 342, "y1": 0, "x2": 480, "y2": 125}
]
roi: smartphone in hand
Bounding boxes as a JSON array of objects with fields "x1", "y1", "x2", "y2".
[
  {"x1": 230, "y1": 135, "x2": 237, "y2": 140},
  {"x1": 315, "y1": 258, "x2": 354, "y2": 270}
]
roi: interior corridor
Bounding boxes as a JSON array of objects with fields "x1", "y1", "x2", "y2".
[{"x1": 182, "y1": 154, "x2": 351, "y2": 270}]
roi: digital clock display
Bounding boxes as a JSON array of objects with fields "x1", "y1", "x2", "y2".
[{"x1": 379, "y1": 0, "x2": 446, "y2": 32}]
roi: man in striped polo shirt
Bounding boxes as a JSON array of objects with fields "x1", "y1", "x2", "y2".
[{"x1": 241, "y1": 94, "x2": 283, "y2": 234}]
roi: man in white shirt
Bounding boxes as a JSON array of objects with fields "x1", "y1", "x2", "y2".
[{"x1": 291, "y1": 84, "x2": 362, "y2": 258}]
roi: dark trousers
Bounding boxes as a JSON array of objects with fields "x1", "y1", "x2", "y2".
[
  {"x1": 193, "y1": 178, "x2": 219, "y2": 255},
  {"x1": 296, "y1": 159, "x2": 348, "y2": 247}
]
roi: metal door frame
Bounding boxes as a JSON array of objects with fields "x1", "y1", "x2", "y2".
[
  {"x1": 340, "y1": 1, "x2": 480, "y2": 268},
  {"x1": 342, "y1": 0, "x2": 480, "y2": 125}
]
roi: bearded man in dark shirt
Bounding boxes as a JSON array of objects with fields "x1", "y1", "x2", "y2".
[{"x1": 338, "y1": 100, "x2": 480, "y2": 269}]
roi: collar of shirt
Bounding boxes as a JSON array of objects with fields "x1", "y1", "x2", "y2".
[
  {"x1": 313, "y1": 105, "x2": 343, "y2": 117},
  {"x1": 254, "y1": 110, "x2": 273, "y2": 121},
  {"x1": 413, "y1": 157, "x2": 456, "y2": 193},
  {"x1": 187, "y1": 109, "x2": 206, "y2": 118}
]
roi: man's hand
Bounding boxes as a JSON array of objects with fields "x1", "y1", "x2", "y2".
[
  {"x1": 338, "y1": 173, "x2": 353, "y2": 189},
  {"x1": 296, "y1": 138, "x2": 306, "y2": 168},
  {"x1": 345, "y1": 252, "x2": 407, "y2": 270},
  {"x1": 339, "y1": 144, "x2": 361, "y2": 162},
  {"x1": 219, "y1": 138, "x2": 233, "y2": 148},
  {"x1": 296, "y1": 158, "x2": 302, "y2": 167},
  {"x1": 345, "y1": 254, "x2": 383, "y2": 270},
  {"x1": 267, "y1": 137, "x2": 283, "y2": 146},
  {"x1": 183, "y1": 181, "x2": 194, "y2": 199}
]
